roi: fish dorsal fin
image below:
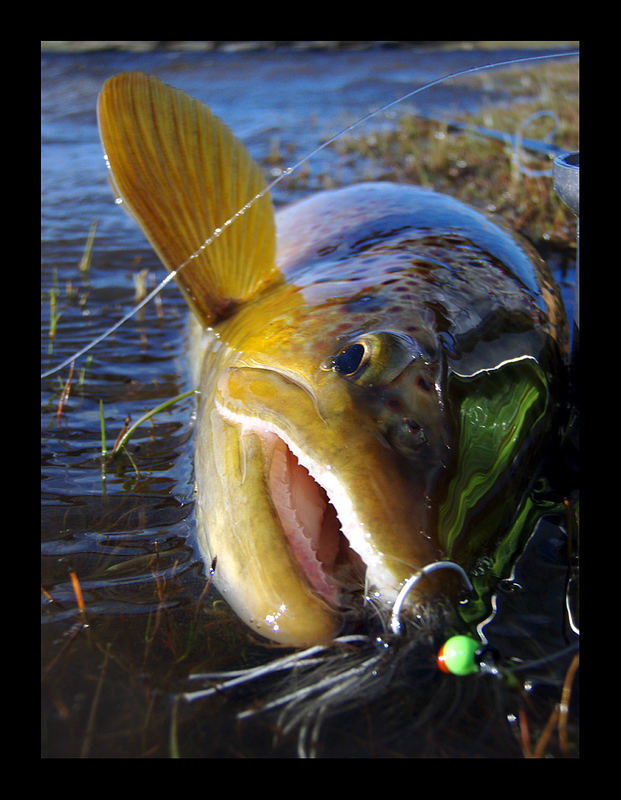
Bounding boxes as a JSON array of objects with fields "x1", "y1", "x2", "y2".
[{"x1": 97, "y1": 72, "x2": 278, "y2": 325}]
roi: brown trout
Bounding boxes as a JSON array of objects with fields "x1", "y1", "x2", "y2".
[{"x1": 98, "y1": 73, "x2": 567, "y2": 647}]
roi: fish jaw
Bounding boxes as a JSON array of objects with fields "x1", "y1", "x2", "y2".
[
  {"x1": 194, "y1": 412, "x2": 341, "y2": 646},
  {"x1": 193, "y1": 399, "x2": 341, "y2": 644},
  {"x1": 193, "y1": 362, "x2": 445, "y2": 647}
]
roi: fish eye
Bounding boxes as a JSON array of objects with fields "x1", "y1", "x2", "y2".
[
  {"x1": 327, "y1": 331, "x2": 423, "y2": 387},
  {"x1": 332, "y1": 343, "x2": 366, "y2": 376}
]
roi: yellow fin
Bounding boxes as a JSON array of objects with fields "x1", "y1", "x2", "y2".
[{"x1": 97, "y1": 72, "x2": 278, "y2": 325}]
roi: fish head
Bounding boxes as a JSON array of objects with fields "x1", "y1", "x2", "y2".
[
  {"x1": 197, "y1": 247, "x2": 464, "y2": 645},
  {"x1": 203, "y1": 329, "x2": 453, "y2": 644}
]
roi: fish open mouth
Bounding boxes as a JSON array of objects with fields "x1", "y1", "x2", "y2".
[
  {"x1": 215, "y1": 397, "x2": 386, "y2": 616},
  {"x1": 265, "y1": 433, "x2": 364, "y2": 608}
]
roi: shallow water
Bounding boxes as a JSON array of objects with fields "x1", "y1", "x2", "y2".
[{"x1": 41, "y1": 43, "x2": 578, "y2": 758}]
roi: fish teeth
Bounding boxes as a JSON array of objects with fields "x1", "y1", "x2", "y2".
[{"x1": 267, "y1": 432, "x2": 339, "y2": 604}]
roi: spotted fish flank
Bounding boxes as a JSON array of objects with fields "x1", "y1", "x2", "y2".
[{"x1": 98, "y1": 73, "x2": 567, "y2": 647}]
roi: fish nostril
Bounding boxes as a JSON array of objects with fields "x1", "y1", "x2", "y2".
[{"x1": 405, "y1": 420, "x2": 427, "y2": 447}]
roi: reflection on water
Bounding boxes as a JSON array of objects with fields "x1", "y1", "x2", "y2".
[{"x1": 41, "y1": 43, "x2": 578, "y2": 758}]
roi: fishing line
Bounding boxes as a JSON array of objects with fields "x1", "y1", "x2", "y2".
[
  {"x1": 502, "y1": 641, "x2": 579, "y2": 674},
  {"x1": 41, "y1": 49, "x2": 578, "y2": 380}
]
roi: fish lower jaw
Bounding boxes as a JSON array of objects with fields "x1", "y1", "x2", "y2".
[{"x1": 214, "y1": 401, "x2": 400, "y2": 610}]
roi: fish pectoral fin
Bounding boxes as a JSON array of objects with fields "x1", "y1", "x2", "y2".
[{"x1": 97, "y1": 72, "x2": 279, "y2": 325}]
